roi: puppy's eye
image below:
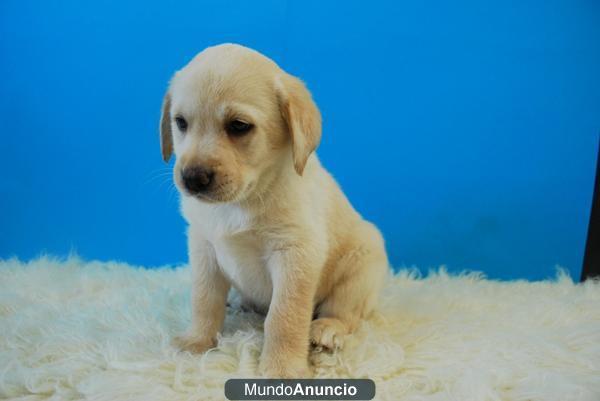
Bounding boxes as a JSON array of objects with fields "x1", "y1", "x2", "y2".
[
  {"x1": 226, "y1": 119, "x2": 253, "y2": 136},
  {"x1": 174, "y1": 116, "x2": 188, "y2": 132}
]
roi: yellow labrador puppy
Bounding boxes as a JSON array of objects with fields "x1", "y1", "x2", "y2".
[{"x1": 160, "y1": 44, "x2": 388, "y2": 377}]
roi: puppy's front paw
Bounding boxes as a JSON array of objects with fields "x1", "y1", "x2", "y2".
[
  {"x1": 259, "y1": 354, "x2": 311, "y2": 378},
  {"x1": 310, "y1": 318, "x2": 347, "y2": 351},
  {"x1": 171, "y1": 333, "x2": 216, "y2": 354}
]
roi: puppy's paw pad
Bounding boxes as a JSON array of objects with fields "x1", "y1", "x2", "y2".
[
  {"x1": 171, "y1": 334, "x2": 215, "y2": 354},
  {"x1": 310, "y1": 318, "x2": 346, "y2": 351}
]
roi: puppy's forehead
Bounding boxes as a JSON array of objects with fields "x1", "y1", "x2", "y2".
[{"x1": 170, "y1": 44, "x2": 280, "y2": 112}]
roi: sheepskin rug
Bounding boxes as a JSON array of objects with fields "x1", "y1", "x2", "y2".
[{"x1": 1, "y1": 257, "x2": 599, "y2": 401}]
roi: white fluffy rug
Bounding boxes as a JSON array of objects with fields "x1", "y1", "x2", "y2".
[{"x1": 1, "y1": 257, "x2": 599, "y2": 401}]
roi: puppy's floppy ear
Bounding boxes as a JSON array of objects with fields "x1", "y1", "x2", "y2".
[
  {"x1": 276, "y1": 74, "x2": 322, "y2": 176},
  {"x1": 159, "y1": 92, "x2": 173, "y2": 163}
]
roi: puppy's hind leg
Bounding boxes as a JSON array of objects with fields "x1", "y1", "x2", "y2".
[{"x1": 311, "y1": 228, "x2": 387, "y2": 351}]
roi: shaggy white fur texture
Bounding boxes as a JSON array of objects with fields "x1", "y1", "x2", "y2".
[{"x1": 0, "y1": 257, "x2": 599, "y2": 401}]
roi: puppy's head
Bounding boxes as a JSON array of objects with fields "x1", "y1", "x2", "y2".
[{"x1": 160, "y1": 44, "x2": 321, "y2": 203}]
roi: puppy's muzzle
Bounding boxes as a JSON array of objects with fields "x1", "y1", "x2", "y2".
[{"x1": 181, "y1": 166, "x2": 214, "y2": 195}]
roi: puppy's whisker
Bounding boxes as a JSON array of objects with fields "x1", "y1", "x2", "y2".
[
  {"x1": 143, "y1": 167, "x2": 173, "y2": 179},
  {"x1": 157, "y1": 176, "x2": 174, "y2": 188},
  {"x1": 142, "y1": 171, "x2": 174, "y2": 187},
  {"x1": 168, "y1": 183, "x2": 179, "y2": 203}
]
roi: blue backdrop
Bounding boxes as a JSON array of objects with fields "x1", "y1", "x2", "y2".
[{"x1": 1, "y1": 0, "x2": 598, "y2": 280}]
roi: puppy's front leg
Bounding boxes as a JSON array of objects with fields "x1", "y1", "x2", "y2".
[
  {"x1": 259, "y1": 248, "x2": 319, "y2": 378},
  {"x1": 173, "y1": 236, "x2": 230, "y2": 354}
]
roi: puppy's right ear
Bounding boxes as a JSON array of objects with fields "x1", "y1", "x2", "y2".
[{"x1": 159, "y1": 93, "x2": 173, "y2": 163}]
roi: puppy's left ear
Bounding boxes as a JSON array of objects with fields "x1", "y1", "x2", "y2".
[
  {"x1": 276, "y1": 74, "x2": 322, "y2": 175},
  {"x1": 159, "y1": 93, "x2": 173, "y2": 163}
]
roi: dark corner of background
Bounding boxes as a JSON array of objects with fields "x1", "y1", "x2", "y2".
[{"x1": 581, "y1": 135, "x2": 600, "y2": 281}]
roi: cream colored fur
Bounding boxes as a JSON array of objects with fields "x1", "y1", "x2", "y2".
[
  {"x1": 160, "y1": 44, "x2": 388, "y2": 377},
  {"x1": 1, "y1": 257, "x2": 599, "y2": 401}
]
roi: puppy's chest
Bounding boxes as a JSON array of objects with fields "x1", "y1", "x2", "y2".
[
  {"x1": 183, "y1": 198, "x2": 273, "y2": 307},
  {"x1": 212, "y1": 234, "x2": 273, "y2": 308}
]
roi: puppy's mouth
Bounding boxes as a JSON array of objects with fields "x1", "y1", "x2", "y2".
[
  {"x1": 190, "y1": 190, "x2": 235, "y2": 204},
  {"x1": 180, "y1": 185, "x2": 241, "y2": 204}
]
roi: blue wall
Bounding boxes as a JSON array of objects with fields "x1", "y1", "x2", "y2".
[{"x1": 1, "y1": 0, "x2": 598, "y2": 280}]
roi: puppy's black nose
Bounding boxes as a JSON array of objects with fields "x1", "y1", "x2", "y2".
[{"x1": 181, "y1": 166, "x2": 214, "y2": 194}]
